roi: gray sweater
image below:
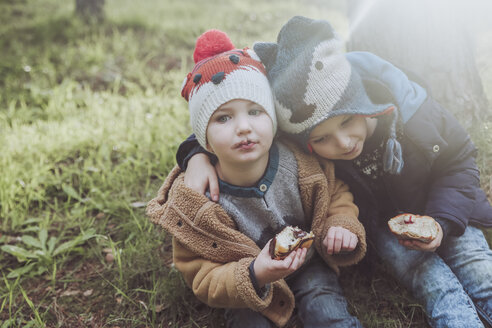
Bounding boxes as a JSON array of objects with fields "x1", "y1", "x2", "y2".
[{"x1": 212, "y1": 141, "x2": 307, "y2": 249}]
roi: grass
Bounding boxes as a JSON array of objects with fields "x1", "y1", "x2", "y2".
[{"x1": 0, "y1": 0, "x2": 491, "y2": 327}]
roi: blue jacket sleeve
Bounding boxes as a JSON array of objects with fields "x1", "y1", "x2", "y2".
[{"x1": 176, "y1": 134, "x2": 217, "y2": 170}]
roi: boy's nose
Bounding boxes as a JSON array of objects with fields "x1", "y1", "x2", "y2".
[
  {"x1": 335, "y1": 134, "x2": 351, "y2": 150},
  {"x1": 236, "y1": 117, "x2": 252, "y2": 134}
]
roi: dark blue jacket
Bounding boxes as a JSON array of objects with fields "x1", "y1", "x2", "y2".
[
  {"x1": 334, "y1": 96, "x2": 492, "y2": 237},
  {"x1": 341, "y1": 52, "x2": 492, "y2": 236}
]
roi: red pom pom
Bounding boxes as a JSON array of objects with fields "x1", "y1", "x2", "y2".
[{"x1": 193, "y1": 29, "x2": 235, "y2": 63}]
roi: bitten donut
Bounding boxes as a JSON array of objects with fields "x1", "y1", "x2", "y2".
[
  {"x1": 269, "y1": 226, "x2": 315, "y2": 260},
  {"x1": 388, "y1": 213, "x2": 439, "y2": 243}
]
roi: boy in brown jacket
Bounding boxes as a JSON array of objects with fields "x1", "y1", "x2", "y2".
[{"x1": 147, "y1": 30, "x2": 366, "y2": 328}]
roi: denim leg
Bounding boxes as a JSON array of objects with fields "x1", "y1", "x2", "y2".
[
  {"x1": 438, "y1": 225, "x2": 492, "y2": 326},
  {"x1": 370, "y1": 222, "x2": 484, "y2": 328},
  {"x1": 287, "y1": 254, "x2": 363, "y2": 328},
  {"x1": 224, "y1": 307, "x2": 273, "y2": 328}
]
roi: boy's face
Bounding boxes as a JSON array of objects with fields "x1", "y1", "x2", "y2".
[
  {"x1": 308, "y1": 115, "x2": 375, "y2": 160},
  {"x1": 206, "y1": 99, "x2": 274, "y2": 166}
]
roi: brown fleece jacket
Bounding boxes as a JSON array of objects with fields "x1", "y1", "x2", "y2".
[{"x1": 146, "y1": 141, "x2": 366, "y2": 327}]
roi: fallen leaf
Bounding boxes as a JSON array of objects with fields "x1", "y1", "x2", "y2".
[
  {"x1": 95, "y1": 212, "x2": 105, "y2": 220},
  {"x1": 61, "y1": 290, "x2": 80, "y2": 297},
  {"x1": 105, "y1": 253, "x2": 115, "y2": 263},
  {"x1": 130, "y1": 201, "x2": 147, "y2": 208},
  {"x1": 83, "y1": 289, "x2": 93, "y2": 296},
  {"x1": 138, "y1": 300, "x2": 148, "y2": 310},
  {"x1": 155, "y1": 304, "x2": 165, "y2": 313}
]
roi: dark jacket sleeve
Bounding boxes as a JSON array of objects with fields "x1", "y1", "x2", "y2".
[
  {"x1": 176, "y1": 134, "x2": 217, "y2": 170},
  {"x1": 419, "y1": 99, "x2": 480, "y2": 236}
]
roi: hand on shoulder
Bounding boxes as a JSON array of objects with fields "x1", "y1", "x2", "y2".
[{"x1": 184, "y1": 153, "x2": 220, "y2": 201}]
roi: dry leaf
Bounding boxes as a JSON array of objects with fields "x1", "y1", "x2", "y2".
[
  {"x1": 130, "y1": 201, "x2": 147, "y2": 208},
  {"x1": 138, "y1": 300, "x2": 148, "y2": 310},
  {"x1": 61, "y1": 290, "x2": 80, "y2": 297},
  {"x1": 105, "y1": 253, "x2": 115, "y2": 263},
  {"x1": 155, "y1": 304, "x2": 165, "y2": 313}
]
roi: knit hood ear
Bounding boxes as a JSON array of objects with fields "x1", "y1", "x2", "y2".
[{"x1": 253, "y1": 42, "x2": 278, "y2": 72}]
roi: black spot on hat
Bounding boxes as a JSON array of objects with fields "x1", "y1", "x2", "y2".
[
  {"x1": 229, "y1": 54, "x2": 240, "y2": 64},
  {"x1": 211, "y1": 72, "x2": 225, "y2": 85},
  {"x1": 290, "y1": 104, "x2": 316, "y2": 123},
  {"x1": 193, "y1": 74, "x2": 202, "y2": 83}
]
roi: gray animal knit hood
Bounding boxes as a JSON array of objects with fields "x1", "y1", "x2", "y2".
[{"x1": 254, "y1": 16, "x2": 427, "y2": 174}]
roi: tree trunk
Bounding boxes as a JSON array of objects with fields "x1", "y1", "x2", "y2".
[
  {"x1": 75, "y1": 0, "x2": 105, "y2": 22},
  {"x1": 346, "y1": 0, "x2": 490, "y2": 128}
]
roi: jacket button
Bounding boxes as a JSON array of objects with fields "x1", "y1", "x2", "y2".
[
  {"x1": 177, "y1": 220, "x2": 183, "y2": 227},
  {"x1": 212, "y1": 242, "x2": 218, "y2": 248},
  {"x1": 279, "y1": 300, "x2": 285, "y2": 307},
  {"x1": 433, "y1": 145, "x2": 440, "y2": 153},
  {"x1": 259, "y1": 184, "x2": 268, "y2": 192}
]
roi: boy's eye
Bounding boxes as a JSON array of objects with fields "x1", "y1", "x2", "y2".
[
  {"x1": 249, "y1": 108, "x2": 262, "y2": 116},
  {"x1": 312, "y1": 136, "x2": 327, "y2": 144},
  {"x1": 216, "y1": 115, "x2": 231, "y2": 123},
  {"x1": 341, "y1": 116, "x2": 353, "y2": 126}
]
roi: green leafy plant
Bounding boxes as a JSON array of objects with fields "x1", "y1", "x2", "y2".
[{"x1": 1, "y1": 227, "x2": 98, "y2": 279}]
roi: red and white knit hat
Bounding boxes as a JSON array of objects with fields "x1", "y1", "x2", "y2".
[{"x1": 181, "y1": 29, "x2": 277, "y2": 149}]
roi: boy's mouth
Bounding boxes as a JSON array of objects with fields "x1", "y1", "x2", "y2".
[
  {"x1": 234, "y1": 140, "x2": 257, "y2": 150},
  {"x1": 343, "y1": 144, "x2": 358, "y2": 156}
]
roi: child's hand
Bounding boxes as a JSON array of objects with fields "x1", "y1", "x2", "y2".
[
  {"x1": 323, "y1": 226, "x2": 358, "y2": 255},
  {"x1": 253, "y1": 240, "x2": 307, "y2": 288},
  {"x1": 399, "y1": 222, "x2": 443, "y2": 252},
  {"x1": 184, "y1": 153, "x2": 220, "y2": 201}
]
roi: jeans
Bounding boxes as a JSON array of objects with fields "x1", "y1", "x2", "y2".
[
  {"x1": 224, "y1": 254, "x2": 362, "y2": 328},
  {"x1": 370, "y1": 223, "x2": 492, "y2": 328}
]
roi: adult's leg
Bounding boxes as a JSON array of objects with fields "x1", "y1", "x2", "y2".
[
  {"x1": 288, "y1": 254, "x2": 362, "y2": 328},
  {"x1": 369, "y1": 222, "x2": 484, "y2": 328},
  {"x1": 224, "y1": 308, "x2": 273, "y2": 328},
  {"x1": 438, "y1": 225, "x2": 492, "y2": 326}
]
